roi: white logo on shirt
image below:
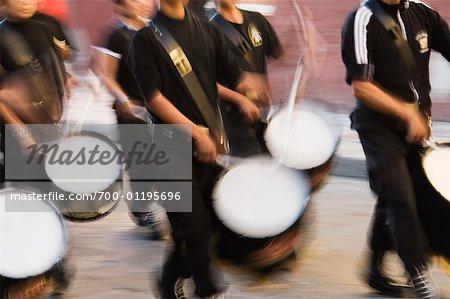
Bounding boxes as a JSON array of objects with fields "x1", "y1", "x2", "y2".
[
  {"x1": 415, "y1": 31, "x2": 429, "y2": 54},
  {"x1": 248, "y1": 24, "x2": 263, "y2": 47}
]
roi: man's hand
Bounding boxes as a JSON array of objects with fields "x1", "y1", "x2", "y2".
[
  {"x1": 193, "y1": 126, "x2": 217, "y2": 164},
  {"x1": 403, "y1": 105, "x2": 430, "y2": 144},
  {"x1": 116, "y1": 99, "x2": 148, "y2": 124},
  {"x1": 238, "y1": 96, "x2": 261, "y2": 122},
  {"x1": 236, "y1": 72, "x2": 271, "y2": 106}
]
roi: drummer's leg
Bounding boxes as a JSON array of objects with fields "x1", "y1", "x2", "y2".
[
  {"x1": 361, "y1": 130, "x2": 428, "y2": 268},
  {"x1": 163, "y1": 162, "x2": 224, "y2": 298},
  {"x1": 369, "y1": 200, "x2": 394, "y2": 253},
  {"x1": 358, "y1": 129, "x2": 428, "y2": 295}
]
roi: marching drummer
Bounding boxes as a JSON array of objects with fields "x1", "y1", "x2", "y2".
[
  {"x1": 341, "y1": 0, "x2": 450, "y2": 297},
  {"x1": 211, "y1": 0, "x2": 283, "y2": 157},
  {"x1": 0, "y1": 0, "x2": 70, "y2": 182},
  {"x1": 95, "y1": 0, "x2": 170, "y2": 239},
  {"x1": 0, "y1": 0, "x2": 74, "y2": 296},
  {"x1": 128, "y1": 0, "x2": 259, "y2": 297}
]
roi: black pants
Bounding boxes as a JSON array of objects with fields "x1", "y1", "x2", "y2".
[
  {"x1": 163, "y1": 161, "x2": 223, "y2": 297},
  {"x1": 357, "y1": 128, "x2": 429, "y2": 272}
]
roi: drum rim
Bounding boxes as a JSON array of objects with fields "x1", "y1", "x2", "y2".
[{"x1": 0, "y1": 186, "x2": 68, "y2": 278}]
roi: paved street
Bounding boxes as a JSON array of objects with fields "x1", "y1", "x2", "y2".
[{"x1": 63, "y1": 174, "x2": 450, "y2": 298}]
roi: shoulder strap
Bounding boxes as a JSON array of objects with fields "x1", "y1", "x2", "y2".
[
  {"x1": 365, "y1": 0, "x2": 419, "y2": 81},
  {"x1": 148, "y1": 17, "x2": 228, "y2": 153},
  {"x1": 209, "y1": 11, "x2": 257, "y2": 71}
]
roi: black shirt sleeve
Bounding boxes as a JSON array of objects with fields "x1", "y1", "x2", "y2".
[
  {"x1": 428, "y1": 8, "x2": 450, "y2": 62},
  {"x1": 210, "y1": 24, "x2": 243, "y2": 88},
  {"x1": 258, "y1": 13, "x2": 281, "y2": 58},
  {"x1": 128, "y1": 28, "x2": 162, "y2": 102},
  {"x1": 105, "y1": 29, "x2": 128, "y2": 58},
  {"x1": 341, "y1": 10, "x2": 376, "y2": 85}
]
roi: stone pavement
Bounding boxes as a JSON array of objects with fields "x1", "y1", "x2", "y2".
[{"x1": 59, "y1": 107, "x2": 450, "y2": 298}]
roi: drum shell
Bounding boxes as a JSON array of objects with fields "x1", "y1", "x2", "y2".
[
  {"x1": 413, "y1": 143, "x2": 450, "y2": 260},
  {"x1": 50, "y1": 180, "x2": 122, "y2": 222},
  {"x1": 214, "y1": 201, "x2": 314, "y2": 271}
]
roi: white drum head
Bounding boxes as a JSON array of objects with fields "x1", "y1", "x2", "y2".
[
  {"x1": 423, "y1": 145, "x2": 450, "y2": 201},
  {"x1": 45, "y1": 133, "x2": 121, "y2": 194},
  {"x1": 265, "y1": 108, "x2": 336, "y2": 169},
  {"x1": 213, "y1": 156, "x2": 310, "y2": 238},
  {"x1": 0, "y1": 189, "x2": 66, "y2": 278}
]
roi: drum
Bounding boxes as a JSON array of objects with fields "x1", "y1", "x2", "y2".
[
  {"x1": 44, "y1": 132, "x2": 122, "y2": 221},
  {"x1": 414, "y1": 142, "x2": 450, "y2": 265},
  {"x1": 0, "y1": 188, "x2": 67, "y2": 298},
  {"x1": 264, "y1": 107, "x2": 339, "y2": 190},
  {"x1": 213, "y1": 156, "x2": 312, "y2": 271}
]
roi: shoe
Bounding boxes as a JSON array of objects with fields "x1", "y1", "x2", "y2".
[
  {"x1": 128, "y1": 209, "x2": 170, "y2": 240},
  {"x1": 365, "y1": 251, "x2": 411, "y2": 297},
  {"x1": 408, "y1": 265, "x2": 440, "y2": 299},
  {"x1": 152, "y1": 269, "x2": 187, "y2": 299}
]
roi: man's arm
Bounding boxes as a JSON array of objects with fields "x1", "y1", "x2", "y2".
[
  {"x1": 217, "y1": 83, "x2": 260, "y2": 122},
  {"x1": 352, "y1": 80, "x2": 429, "y2": 143},
  {"x1": 146, "y1": 90, "x2": 218, "y2": 163}
]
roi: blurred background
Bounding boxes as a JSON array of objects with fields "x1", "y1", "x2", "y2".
[{"x1": 51, "y1": 0, "x2": 450, "y2": 119}]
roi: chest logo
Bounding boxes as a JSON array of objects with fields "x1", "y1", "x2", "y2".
[
  {"x1": 248, "y1": 24, "x2": 263, "y2": 47},
  {"x1": 415, "y1": 31, "x2": 429, "y2": 54}
]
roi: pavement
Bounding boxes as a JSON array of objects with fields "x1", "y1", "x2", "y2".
[{"x1": 57, "y1": 85, "x2": 450, "y2": 298}]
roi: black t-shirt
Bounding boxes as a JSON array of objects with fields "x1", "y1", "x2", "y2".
[
  {"x1": 0, "y1": 18, "x2": 64, "y2": 120},
  {"x1": 342, "y1": 0, "x2": 450, "y2": 127},
  {"x1": 0, "y1": 18, "x2": 55, "y2": 73},
  {"x1": 103, "y1": 21, "x2": 142, "y2": 100},
  {"x1": 128, "y1": 10, "x2": 242, "y2": 125},
  {"x1": 225, "y1": 9, "x2": 281, "y2": 74},
  {"x1": 32, "y1": 12, "x2": 71, "y2": 46}
]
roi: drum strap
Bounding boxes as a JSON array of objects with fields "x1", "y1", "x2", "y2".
[
  {"x1": 208, "y1": 11, "x2": 258, "y2": 72},
  {"x1": 148, "y1": 15, "x2": 229, "y2": 153},
  {"x1": 365, "y1": 0, "x2": 420, "y2": 86}
]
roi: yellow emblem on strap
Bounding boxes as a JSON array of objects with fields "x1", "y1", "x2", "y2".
[{"x1": 169, "y1": 46, "x2": 192, "y2": 78}]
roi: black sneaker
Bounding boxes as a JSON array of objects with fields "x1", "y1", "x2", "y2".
[
  {"x1": 367, "y1": 268, "x2": 409, "y2": 297},
  {"x1": 152, "y1": 270, "x2": 187, "y2": 299},
  {"x1": 364, "y1": 251, "x2": 411, "y2": 297}
]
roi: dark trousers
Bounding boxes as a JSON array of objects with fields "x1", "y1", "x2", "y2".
[
  {"x1": 163, "y1": 161, "x2": 223, "y2": 297},
  {"x1": 357, "y1": 128, "x2": 429, "y2": 272}
]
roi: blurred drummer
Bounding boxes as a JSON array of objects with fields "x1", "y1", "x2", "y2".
[
  {"x1": 0, "y1": 0, "x2": 73, "y2": 295},
  {"x1": 0, "y1": 0, "x2": 69, "y2": 175},
  {"x1": 211, "y1": 0, "x2": 283, "y2": 157},
  {"x1": 128, "y1": 0, "x2": 259, "y2": 296},
  {"x1": 342, "y1": 0, "x2": 450, "y2": 297},
  {"x1": 95, "y1": 0, "x2": 171, "y2": 239}
]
